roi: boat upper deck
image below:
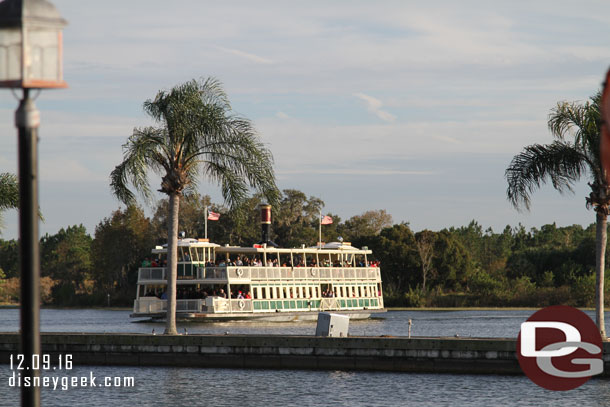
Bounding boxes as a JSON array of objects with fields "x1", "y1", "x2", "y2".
[
  {"x1": 138, "y1": 265, "x2": 381, "y2": 284},
  {"x1": 137, "y1": 239, "x2": 380, "y2": 285}
]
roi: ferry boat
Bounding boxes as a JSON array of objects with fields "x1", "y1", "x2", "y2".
[{"x1": 131, "y1": 206, "x2": 385, "y2": 321}]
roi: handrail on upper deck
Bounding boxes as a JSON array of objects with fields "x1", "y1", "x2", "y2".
[{"x1": 137, "y1": 265, "x2": 381, "y2": 283}]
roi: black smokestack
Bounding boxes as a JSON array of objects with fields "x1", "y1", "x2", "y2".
[{"x1": 260, "y1": 204, "x2": 271, "y2": 243}]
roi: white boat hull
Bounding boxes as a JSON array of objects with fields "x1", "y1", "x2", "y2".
[{"x1": 131, "y1": 309, "x2": 385, "y2": 322}]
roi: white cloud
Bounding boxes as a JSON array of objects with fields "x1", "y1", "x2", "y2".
[
  {"x1": 353, "y1": 92, "x2": 396, "y2": 122},
  {"x1": 40, "y1": 159, "x2": 106, "y2": 183},
  {"x1": 278, "y1": 169, "x2": 437, "y2": 176},
  {"x1": 214, "y1": 46, "x2": 274, "y2": 65}
]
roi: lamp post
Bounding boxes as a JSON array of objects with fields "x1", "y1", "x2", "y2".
[{"x1": 0, "y1": 1, "x2": 66, "y2": 406}]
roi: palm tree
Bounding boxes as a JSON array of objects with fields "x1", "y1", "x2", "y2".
[
  {"x1": 505, "y1": 91, "x2": 608, "y2": 339},
  {"x1": 0, "y1": 172, "x2": 19, "y2": 230},
  {"x1": 111, "y1": 78, "x2": 279, "y2": 334}
]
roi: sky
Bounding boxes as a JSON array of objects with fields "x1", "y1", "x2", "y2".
[{"x1": 1, "y1": 0, "x2": 610, "y2": 240}]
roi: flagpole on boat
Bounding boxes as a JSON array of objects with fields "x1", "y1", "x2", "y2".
[
  {"x1": 205, "y1": 207, "x2": 208, "y2": 240},
  {"x1": 319, "y1": 210, "x2": 322, "y2": 249}
]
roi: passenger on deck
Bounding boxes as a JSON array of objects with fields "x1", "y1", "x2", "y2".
[
  {"x1": 151, "y1": 259, "x2": 158, "y2": 267},
  {"x1": 245, "y1": 291, "x2": 252, "y2": 299},
  {"x1": 141, "y1": 258, "x2": 151, "y2": 267},
  {"x1": 237, "y1": 291, "x2": 244, "y2": 299},
  {"x1": 236, "y1": 256, "x2": 243, "y2": 266},
  {"x1": 218, "y1": 289, "x2": 226, "y2": 298}
]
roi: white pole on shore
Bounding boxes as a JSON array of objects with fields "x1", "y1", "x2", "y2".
[{"x1": 205, "y1": 207, "x2": 208, "y2": 239}]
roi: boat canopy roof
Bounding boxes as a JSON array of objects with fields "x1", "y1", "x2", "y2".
[
  {"x1": 151, "y1": 238, "x2": 371, "y2": 255},
  {"x1": 152, "y1": 238, "x2": 221, "y2": 254},
  {"x1": 215, "y1": 241, "x2": 371, "y2": 255}
]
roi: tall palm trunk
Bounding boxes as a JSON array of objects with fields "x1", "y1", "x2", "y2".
[
  {"x1": 164, "y1": 192, "x2": 180, "y2": 335},
  {"x1": 595, "y1": 210, "x2": 607, "y2": 340}
]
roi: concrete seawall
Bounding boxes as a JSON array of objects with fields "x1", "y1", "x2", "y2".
[{"x1": 0, "y1": 333, "x2": 608, "y2": 375}]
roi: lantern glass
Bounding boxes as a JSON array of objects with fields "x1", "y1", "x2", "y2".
[
  {"x1": 0, "y1": 27, "x2": 22, "y2": 86},
  {"x1": 25, "y1": 26, "x2": 61, "y2": 84}
]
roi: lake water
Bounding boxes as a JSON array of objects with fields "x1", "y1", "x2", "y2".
[
  {"x1": 0, "y1": 308, "x2": 555, "y2": 337},
  {"x1": 1, "y1": 309, "x2": 609, "y2": 406}
]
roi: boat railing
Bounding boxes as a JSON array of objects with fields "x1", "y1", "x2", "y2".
[
  {"x1": 137, "y1": 265, "x2": 381, "y2": 282},
  {"x1": 138, "y1": 267, "x2": 166, "y2": 281},
  {"x1": 204, "y1": 297, "x2": 253, "y2": 313},
  {"x1": 133, "y1": 296, "x2": 166, "y2": 313},
  {"x1": 134, "y1": 297, "x2": 209, "y2": 314},
  {"x1": 320, "y1": 298, "x2": 340, "y2": 310},
  {"x1": 197, "y1": 267, "x2": 228, "y2": 280},
  {"x1": 176, "y1": 299, "x2": 203, "y2": 312},
  {"x1": 226, "y1": 266, "x2": 380, "y2": 281}
]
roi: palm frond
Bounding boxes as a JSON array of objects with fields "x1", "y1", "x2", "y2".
[
  {"x1": 505, "y1": 141, "x2": 589, "y2": 210},
  {"x1": 110, "y1": 127, "x2": 169, "y2": 205},
  {"x1": 0, "y1": 172, "x2": 19, "y2": 211},
  {"x1": 549, "y1": 96, "x2": 601, "y2": 154}
]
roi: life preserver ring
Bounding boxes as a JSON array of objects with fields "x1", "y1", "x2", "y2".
[
  {"x1": 236, "y1": 268, "x2": 244, "y2": 277},
  {"x1": 238, "y1": 300, "x2": 245, "y2": 310},
  {"x1": 310, "y1": 269, "x2": 317, "y2": 277}
]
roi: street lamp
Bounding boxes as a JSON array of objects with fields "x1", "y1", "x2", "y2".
[{"x1": 0, "y1": 1, "x2": 66, "y2": 406}]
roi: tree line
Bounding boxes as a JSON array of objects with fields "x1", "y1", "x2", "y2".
[{"x1": 0, "y1": 188, "x2": 606, "y2": 308}]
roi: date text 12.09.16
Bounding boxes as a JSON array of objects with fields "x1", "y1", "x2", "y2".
[{"x1": 9, "y1": 354, "x2": 72, "y2": 371}]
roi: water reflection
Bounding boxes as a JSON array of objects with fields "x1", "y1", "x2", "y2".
[{"x1": 1, "y1": 366, "x2": 608, "y2": 407}]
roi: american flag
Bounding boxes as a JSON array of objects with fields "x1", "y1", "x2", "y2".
[
  {"x1": 321, "y1": 215, "x2": 333, "y2": 225},
  {"x1": 207, "y1": 211, "x2": 220, "y2": 221}
]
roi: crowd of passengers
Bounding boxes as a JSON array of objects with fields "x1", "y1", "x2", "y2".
[
  {"x1": 147, "y1": 286, "x2": 254, "y2": 300},
  {"x1": 142, "y1": 255, "x2": 380, "y2": 268},
  {"x1": 204, "y1": 256, "x2": 381, "y2": 268}
]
